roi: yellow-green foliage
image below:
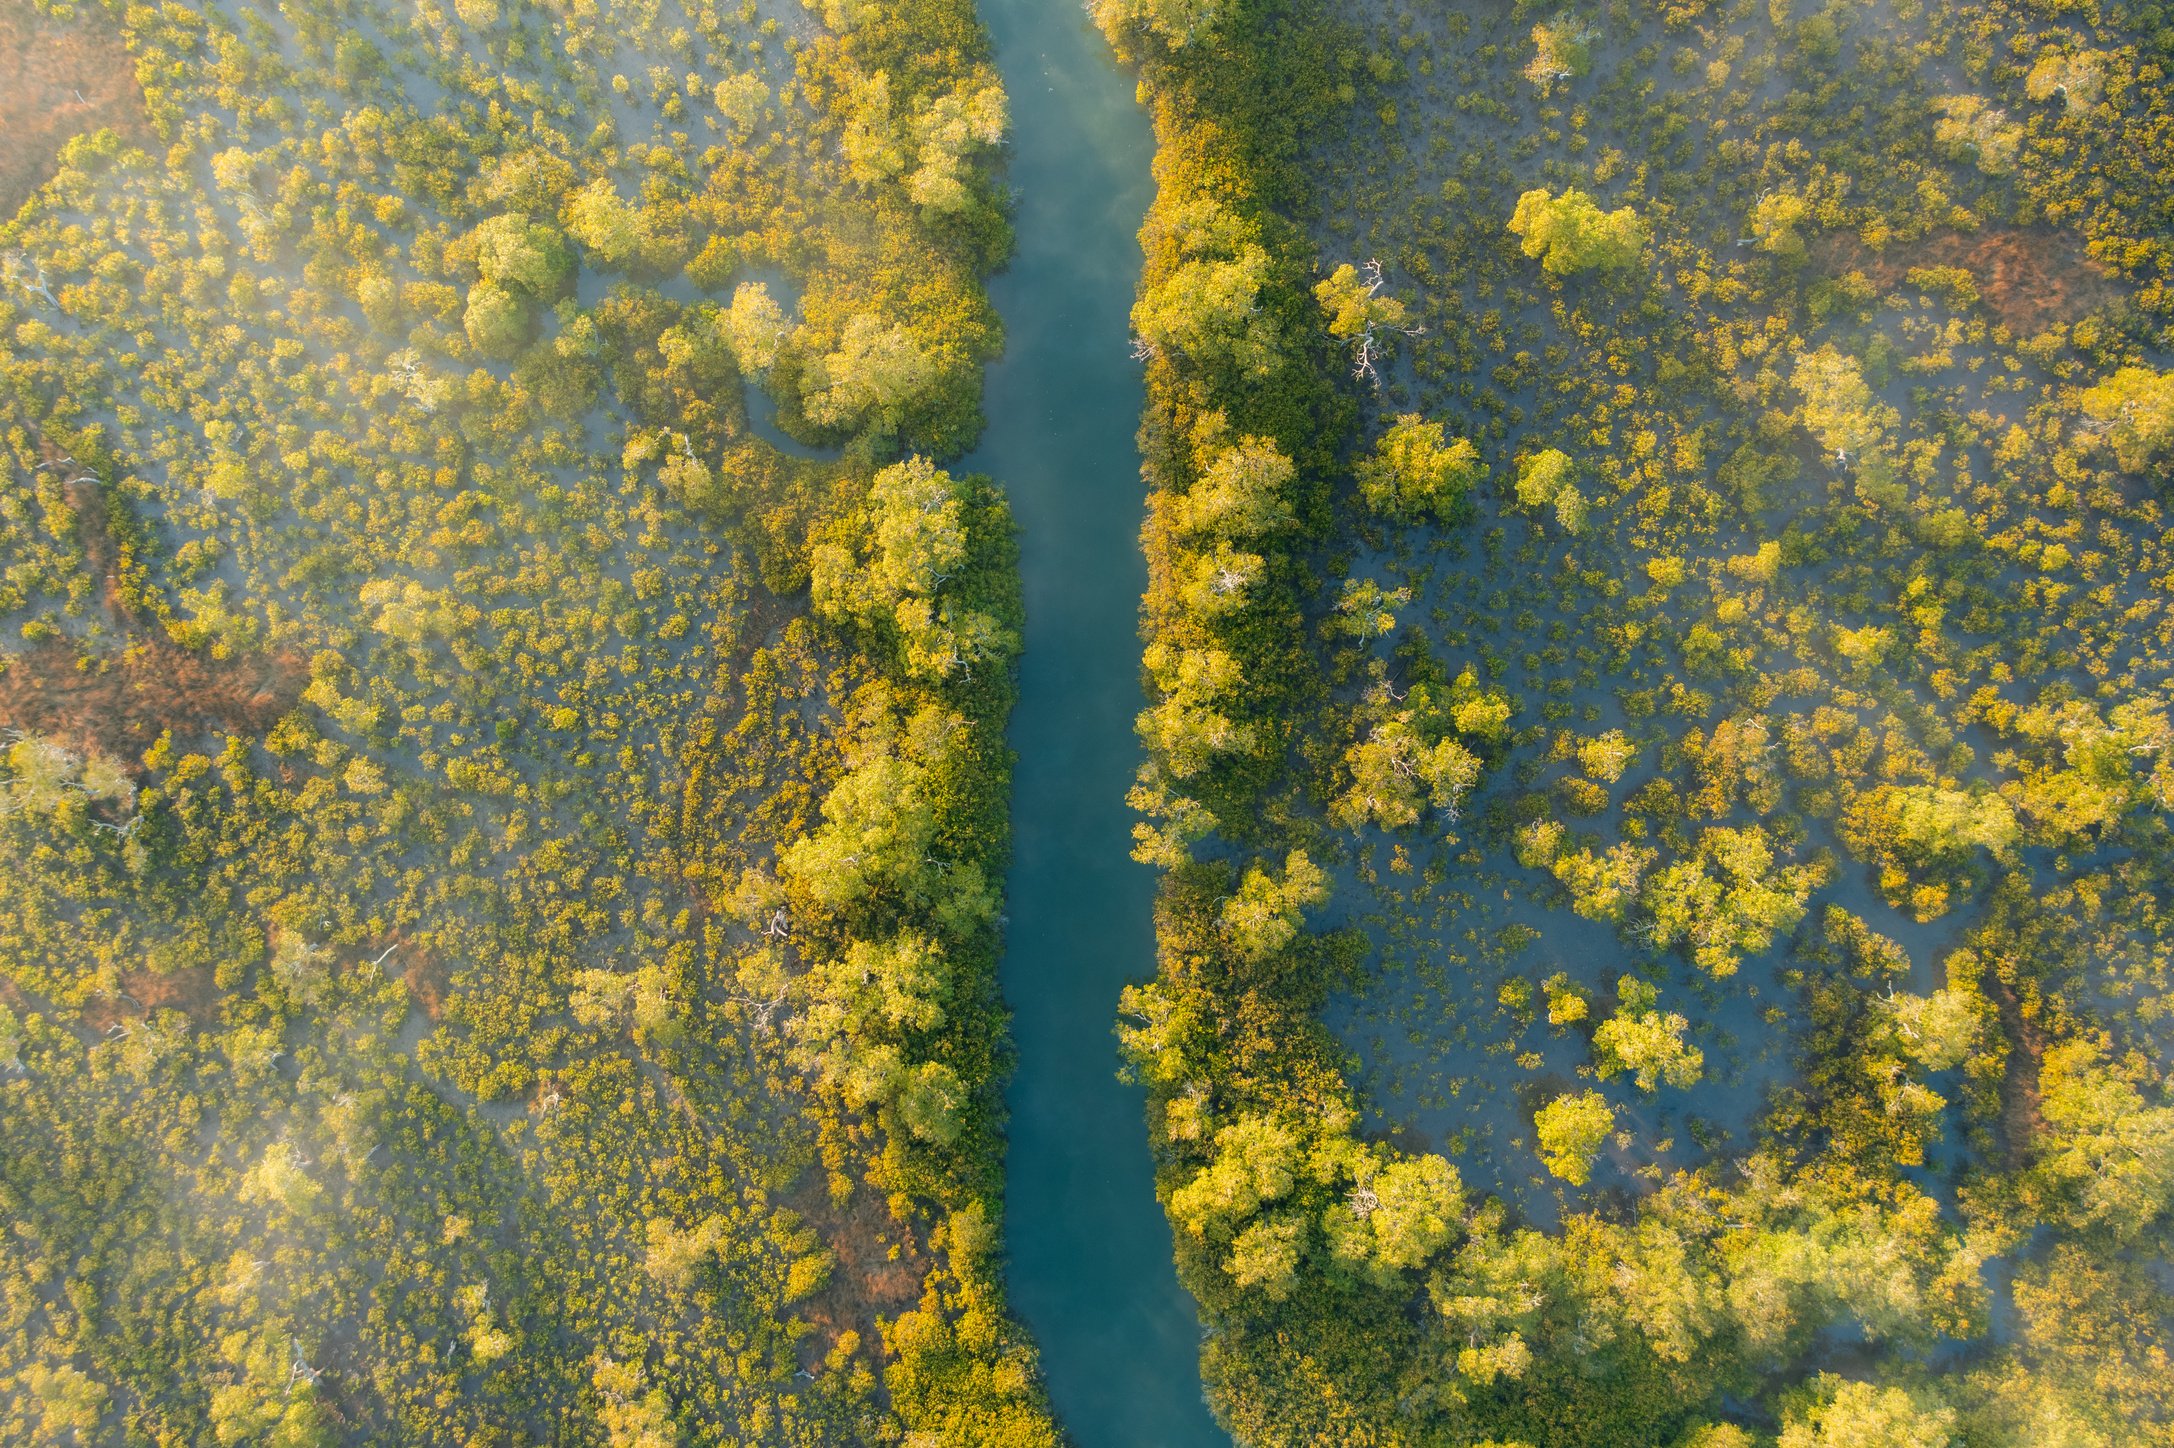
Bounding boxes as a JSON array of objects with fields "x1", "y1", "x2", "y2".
[
  {"x1": 1116, "y1": 0, "x2": 2174, "y2": 1442},
  {"x1": 0, "y1": 0, "x2": 1055, "y2": 1441}
]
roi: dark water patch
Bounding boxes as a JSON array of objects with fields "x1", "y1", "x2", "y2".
[
  {"x1": 970, "y1": 0, "x2": 1228, "y2": 1441},
  {"x1": 1323, "y1": 828, "x2": 1801, "y2": 1220}
]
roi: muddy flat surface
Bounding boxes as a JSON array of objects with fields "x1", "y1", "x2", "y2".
[{"x1": 0, "y1": 0, "x2": 147, "y2": 221}]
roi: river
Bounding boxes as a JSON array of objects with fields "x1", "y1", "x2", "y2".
[{"x1": 958, "y1": 3, "x2": 1230, "y2": 1444}]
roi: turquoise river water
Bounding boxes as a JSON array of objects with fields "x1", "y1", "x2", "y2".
[{"x1": 958, "y1": 2, "x2": 1230, "y2": 1443}]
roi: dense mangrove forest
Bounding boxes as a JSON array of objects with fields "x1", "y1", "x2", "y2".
[
  {"x1": 6, "y1": 0, "x2": 2174, "y2": 1442},
  {"x1": 1106, "y1": 0, "x2": 2174, "y2": 1442},
  {"x1": 0, "y1": 0, "x2": 1064, "y2": 1440}
]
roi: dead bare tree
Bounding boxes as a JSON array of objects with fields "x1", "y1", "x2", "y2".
[
  {"x1": 2, "y1": 251, "x2": 58, "y2": 309},
  {"x1": 726, "y1": 983, "x2": 789, "y2": 1033},
  {"x1": 287, "y1": 1339, "x2": 323, "y2": 1393},
  {"x1": 1344, "y1": 259, "x2": 1424, "y2": 387}
]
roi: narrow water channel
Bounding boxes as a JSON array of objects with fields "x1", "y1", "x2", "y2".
[{"x1": 960, "y1": 4, "x2": 1230, "y2": 1444}]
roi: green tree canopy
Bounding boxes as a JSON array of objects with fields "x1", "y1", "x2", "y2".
[
  {"x1": 1534, "y1": 1090, "x2": 1615, "y2": 1184},
  {"x1": 1508, "y1": 187, "x2": 1645, "y2": 274},
  {"x1": 1778, "y1": 1376, "x2": 1956, "y2": 1448},
  {"x1": 1355, "y1": 414, "x2": 1482, "y2": 521},
  {"x1": 2080, "y1": 364, "x2": 2174, "y2": 470},
  {"x1": 1593, "y1": 977, "x2": 1705, "y2": 1091}
]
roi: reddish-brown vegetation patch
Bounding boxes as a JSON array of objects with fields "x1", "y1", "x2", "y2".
[
  {"x1": 62, "y1": 474, "x2": 129, "y2": 619},
  {"x1": 1, "y1": 471, "x2": 305, "y2": 762},
  {"x1": 0, "y1": 0, "x2": 148, "y2": 221},
  {"x1": 792, "y1": 1182, "x2": 931, "y2": 1369},
  {"x1": 78, "y1": 965, "x2": 220, "y2": 1032},
  {"x1": 400, "y1": 945, "x2": 450, "y2": 1020},
  {"x1": 0, "y1": 637, "x2": 304, "y2": 763},
  {"x1": 1815, "y1": 227, "x2": 2122, "y2": 333},
  {"x1": 1985, "y1": 969, "x2": 2046, "y2": 1169}
]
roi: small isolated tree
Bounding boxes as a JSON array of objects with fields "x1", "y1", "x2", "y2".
[
  {"x1": 1593, "y1": 976, "x2": 1704, "y2": 1090},
  {"x1": 2080, "y1": 365, "x2": 2174, "y2": 471},
  {"x1": 1542, "y1": 973, "x2": 1589, "y2": 1026},
  {"x1": 1508, "y1": 188, "x2": 1645, "y2": 275},
  {"x1": 1535, "y1": 1090, "x2": 1615, "y2": 1185},
  {"x1": 1315, "y1": 260, "x2": 1420, "y2": 382},
  {"x1": 1355, "y1": 414, "x2": 1481, "y2": 521},
  {"x1": 1523, "y1": 20, "x2": 1592, "y2": 94},
  {"x1": 1513, "y1": 447, "x2": 1587, "y2": 532}
]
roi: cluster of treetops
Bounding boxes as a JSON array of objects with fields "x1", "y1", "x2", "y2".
[
  {"x1": 1094, "y1": 0, "x2": 2174, "y2": 1443},
  {"x1": 0, "y1": 0, "x2": 1066, "y2": 1442}
]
